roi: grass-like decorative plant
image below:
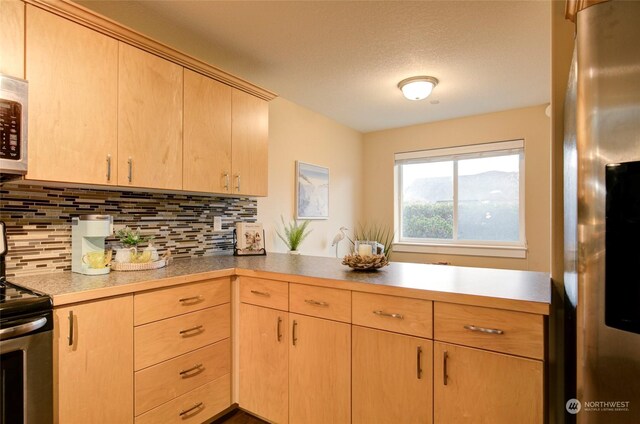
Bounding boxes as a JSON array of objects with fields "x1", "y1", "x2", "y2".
[
  {"x1": 349, "y1": 223, "x2": 395, "y2": 258},
  {"x1": 276, "y1": 216, "x2": 312, "y2": 252}
]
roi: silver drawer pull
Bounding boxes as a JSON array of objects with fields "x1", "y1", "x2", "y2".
[
  {"x1": 179, "y1": 402, "x2": 203, "y2": 417},
  {"x1": 179, "y1": 325, "x2": 204, "y2": 336},
  {"x1": 179, "y1": 295, "x2": 203, "y2": 304},
  {"x1": 250, "y1": 290, "x2": 271, "y2": 297},
  {"x1": 463, "y1": 324, "x2": 504, "y2": 335},
  {"x1": 304, "y1": 299, "x2": 329, "y2": 307},
  {"x1": 373, "y1": 310, "x2": 404, "y2": 320},
  {"x1": 179, "y1": 363, "x2": 203, "y2": 377}
]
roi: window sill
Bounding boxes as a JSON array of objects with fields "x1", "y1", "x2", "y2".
[{"x1": 393, "y1": 242, "x2": 527, "y2": 259}]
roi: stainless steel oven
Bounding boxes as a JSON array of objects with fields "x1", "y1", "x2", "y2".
[
  {"x1": 0, "y1": 74, "x2": 28, "y2": 180},
  {"x1": 0, "y1": 222, "x2": 52, "y2": 424}
]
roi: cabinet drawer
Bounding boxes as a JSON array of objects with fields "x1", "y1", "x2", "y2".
[
  {"x1": 135, "y1": 339, "x2": 230, "y2": 416},
  {"x1": 289, "y1": 284, "x2": 351, "y2": 323},
  {"x1": 240, "y1": 277, "x2": 288, "y2": 311},
  {"x1": 134, "y1": 278, "x2": 230, "y2": 325},
  {"x1": 135, "y1": 304, "x2": 230, "y2": 370},
  {"x1": 135, "y1": 374, "x2": 230, "y2": 424},
  {"x1": 434, "y1": 302, "x2": 544, "y2": 359},
  {"x1": 352, "y1": 292, "x2": 432, "y2": 338}
]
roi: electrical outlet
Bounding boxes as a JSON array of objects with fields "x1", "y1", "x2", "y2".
[{"x1": 213, "y1": 216, "x2": 222, "y2": 231}]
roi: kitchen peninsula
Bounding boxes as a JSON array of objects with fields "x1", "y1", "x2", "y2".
[{"x1": 13, "y1": 254, "x2": 550, "y2": 424}]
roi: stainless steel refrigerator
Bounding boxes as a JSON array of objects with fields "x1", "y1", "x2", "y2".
[{"x1": 564, "y1": 1, "x2": 640, "y2": 423}]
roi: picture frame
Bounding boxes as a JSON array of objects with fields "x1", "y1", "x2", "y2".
[
  {"x1": 296, "y1": 161, "x2": 329, "y2": 220},
  {"x1": 233, "y1": 222, "x2": 267, "y2": 256}
]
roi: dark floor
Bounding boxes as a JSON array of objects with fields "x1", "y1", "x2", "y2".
[{"x1": 212, "y1": 409, "x2": 268, "y2": 424}]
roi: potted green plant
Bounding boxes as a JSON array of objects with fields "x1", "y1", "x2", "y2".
[
  {"x1": 114, "y1": 227, "x2": 151, "y2": 263},
  {"x1": 276, "y1": 217, "x2": 312, "y2": 254}
]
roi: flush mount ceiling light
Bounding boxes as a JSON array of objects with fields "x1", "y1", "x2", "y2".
[{"x1": 398, "y1": 76, "x2": 439, "y2": 101}]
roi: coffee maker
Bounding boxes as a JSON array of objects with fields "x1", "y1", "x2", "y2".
[{"x1": 71, "y1": 215, "x2": 113, "y2": 275}]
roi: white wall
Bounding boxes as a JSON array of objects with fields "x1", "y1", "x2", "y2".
[{"x1": 258, "y1": 98, "x2": 363, "y2": 257}]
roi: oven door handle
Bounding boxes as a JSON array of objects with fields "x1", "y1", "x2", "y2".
[{"x1": 0, "y1": 317, "x2": 48, "y2": 341}]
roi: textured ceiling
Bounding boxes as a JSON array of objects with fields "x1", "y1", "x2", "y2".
[{"x1": 77, "y1": 0, "x2": 551, "y2": 133}]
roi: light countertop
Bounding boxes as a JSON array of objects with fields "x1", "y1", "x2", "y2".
[{"x1": 11, "y1": 253, "x2": 551, "y2": 314}]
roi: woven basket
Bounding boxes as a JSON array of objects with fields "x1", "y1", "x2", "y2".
[
  {"x1": 111, "y1": 259, "x2": 167, "y2": 272},
  {"x1": 342, "y1": 253, "x2": 389, "y2": 271}
]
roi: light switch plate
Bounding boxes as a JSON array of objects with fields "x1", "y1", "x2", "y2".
[{"x1": 213, "y1": 216, "x2": 222, "y2": 231}]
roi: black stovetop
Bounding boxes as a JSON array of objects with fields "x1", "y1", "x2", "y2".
[{"x1": 0, "y1": 278, "x2": 53, "y2": 319}]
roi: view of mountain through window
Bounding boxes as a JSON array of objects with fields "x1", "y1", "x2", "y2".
[{"x1": 397, "y1": 142, "x2": 523, "y2": 246}]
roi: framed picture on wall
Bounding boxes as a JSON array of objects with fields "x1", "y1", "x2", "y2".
[{"x1": 296, "y1": 161, "x2": 329, "y2": 220}]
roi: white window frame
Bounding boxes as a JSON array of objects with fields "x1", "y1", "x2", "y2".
[{"x1": 393, "y1": 140, "x2": 527, "y2": 258}]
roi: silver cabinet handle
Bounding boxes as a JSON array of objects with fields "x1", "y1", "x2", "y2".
[
  {"x1": 463, "y1": 324, "x2": 504, "y2": 335},
  {"x1": 68, "y1": 311, "x2": 74, "y2": 346},
  {"x1": 179, "y1": 402, "x2": 203, "y2": 417},
  {"x1": 106, "y1": 154, "x2": 111, "y2": 181},
  {"x1": 224, "y1": 172, "x2": 230, "y2": 192},
  {"x1": 443, "y1": 350, "x2": 448, "y2": 385},
  {"x1": 250, "y1": 290, "x2": 270, "y2": 297},
  {"x1": 179, "y1": 295, "x2": 203, "y2": 304},
  {"x1": 305, "y1": 299, "x2": 329, "y2": 307},
  {"x1": 417, "y1": 346, "x2": 423, "y2": 379},
  {"x1": 236, "y1": 174, "x2": 241, "y2": 192},
  {"x1": 373, "y1": 310, "x2": 404, "y2": 320},
  {"x1": 277, "y1": 316, "x2": 283, "y2": 342},
  {"x1": 127, "y1": 157, "x2": 133, "y2": 183},
  {"x1": 292, "y1": 320, "x2": 298, "y2": 346},
  {"x1": 179, "y1": 363, "x2": 203, "y2": 377},
  {"x1": 179, "y1": 325, "x2": 203, "y2": 336}
]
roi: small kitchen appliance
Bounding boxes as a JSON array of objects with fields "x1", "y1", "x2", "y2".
[
  {"x1": 0, "y1": 74, "x2": 28, "y2": 181},
  {"x1": 71, "y1": 215, "x2": 113, "y2": 275},
  {"x1": 0, "y1": 221, "x2": 54, "y2": 423}
]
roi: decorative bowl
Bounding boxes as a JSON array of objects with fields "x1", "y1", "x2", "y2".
[{"x1": 342, "y1": 253, "x2": 389, "y2": 271}]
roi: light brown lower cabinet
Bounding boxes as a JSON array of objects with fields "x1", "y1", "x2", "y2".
[
  {"x1": 54, "y1": 295, "x2": 133, "y2": 424},
  {"x1": 239, "y1": 303, "x2": 289, "y2": 424},
  {"x1": 289, "y1": 313, "x2": 351, "y2": 424},
  {"x1": 433, "y1": 342, "x2": 543, "y2": 424},
  {"x1": 352, "y1": 326, "x2": 433, "y2": 424}
]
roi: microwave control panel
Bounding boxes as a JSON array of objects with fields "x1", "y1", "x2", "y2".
[{"x1": 0, "y1": 99, "x2": 22, "y2": 161}]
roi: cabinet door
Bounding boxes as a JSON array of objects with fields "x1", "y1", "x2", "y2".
[
  {"x1": 239, "y1": 304, "x2": 288, "y2": 424},
  {"x1": 352, "y1": 326, "x2": 432, "y2": 424},
  {"x1": 434, "y1": 342, "x2": 543, "y2": 424},
  {"x1": 26, "y1": 6, "x2": 118, "y2": 185},
  {"x1": 54, "y1": 296, "x2": 133, "y2": 424},
  {"x1": 289, "y1": 314, "x2": 350, "y2": 424},
  {"x1": 118, "y1": 43, "x2": 183, "y2": 190},
  {"x1": 231, "y1": 89, "x2": 268, "y2": 196},
  {"x1": 0, "y1": 0, "x2": 24, "y2": 78},
  {"x1": 183, "y1": 69, "x2": 232, "y2": 193}
]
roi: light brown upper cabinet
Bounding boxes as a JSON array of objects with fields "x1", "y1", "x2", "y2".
[
  {"x1": 183, "y1": 69, "x2": 232, "y2": 193},
  {"x1": 118, "y1": 43, "x2": 183, "y2": 190},
  {"x1": 0, "y1": 0, "x2": 24, "y2": 78},
  {"x1": 26, "y1": 5, "x2": 118, "y2": 185},
  {"x1": 231, "y1": 89, "x2": 268, "y2": 196}
]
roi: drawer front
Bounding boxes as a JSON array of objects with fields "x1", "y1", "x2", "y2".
[
  {"x1": 134, "y1": 278, "x2": 230, "y2": 325},
  {"x1": 434, "y1": 302, "x2": 544, "y2": 359},
  {"x1": 239, "y1": 277, "x2": 288, "y2": 311},
  {"x1": 135, "y1": 374, "x2": 231, "y2": 424},
  {"x1": 352, "y1": 292, "x2": 432, "y2": 338},
  {"x1": 289, "y1": 283, "x2": 351, "y2": 323},
  {"x1": 135, "y1": 339, "x2": 231, "y2": 416},
  {"x1": 135, "y1": 304, "x2": 230, "y2": 370}
]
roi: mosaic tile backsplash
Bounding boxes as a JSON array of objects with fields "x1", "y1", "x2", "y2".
[{"x1": 0, "y1": 183, "x2": 257, "y2": 277}]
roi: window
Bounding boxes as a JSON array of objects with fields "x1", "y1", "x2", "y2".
[{"x1": 394, "y1": 140, "x2": 526, "y2": 258}]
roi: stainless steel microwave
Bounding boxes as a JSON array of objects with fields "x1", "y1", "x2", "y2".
[{"x1": 0, "y1": 74, "x2": 28, "y2": 180}]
